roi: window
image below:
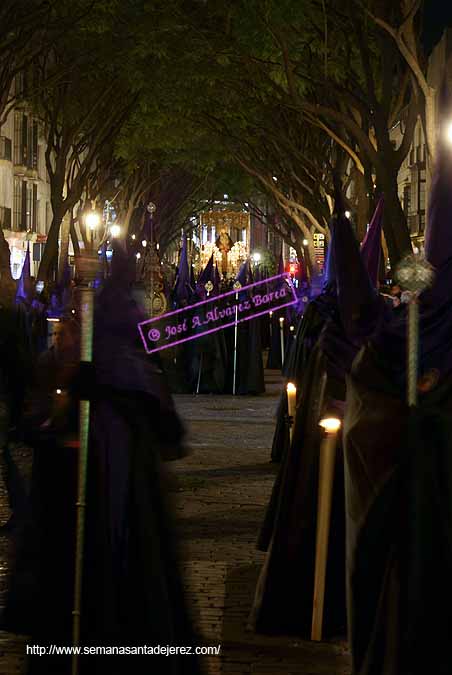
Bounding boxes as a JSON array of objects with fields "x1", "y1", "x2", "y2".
[
  {"x1": 13, "y1": 113, "x2": 38, "y2": 168},
  {"x1": 403, "y1": 184, "x2": 411, "y2": 216},
  {"x1": 13, "y1": 179, "x2": 37, "y2": 231},
  {"x1": 14, "y1": 178, "x2": 23, "y2": 230}
]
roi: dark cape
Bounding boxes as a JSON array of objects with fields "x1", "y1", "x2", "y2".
[
  {"x1": 270, "y1": 293, "x2": 336, "y2": 463},
  {"x1": 252, "y1": 210, "x2": 384, "y2": 638},
  {"x1": 344, "y1": 344, "x2": 452, "y2": 675},
  {"x1": 251, "y1": 319, "x2": 352, "y2": 639},
  {"x1": 224, "y1": 315, "x2": 265, "y2": 395},
  {"x1": 2, "y1": 285, "x2": 200, "y2": 674}
]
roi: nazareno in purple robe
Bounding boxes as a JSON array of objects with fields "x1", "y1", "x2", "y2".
[{"x1": 3, "y1": 270, "x2": 201, "y2": 675}]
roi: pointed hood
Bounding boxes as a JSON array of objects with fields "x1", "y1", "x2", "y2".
[
  {"x1": 425, "y1": 80, "x2": 452, "y2": 270},
  {"x1": 322, "y1": 217, "x2": 337, "y2": 290},
  {"x1": 333, "y1": 212, "x2": 379, "y2": 340},
  {"x1": 111, "y1": 238, "x2": 136, "y2": 285},
  {"x1": 16, "y1": 242, "x2": 31, "y2": 304},
  {"x1": 235, "y1": 258, "x2": 251, "y2": 287},
  {"x1": 197, "y1": 254, "x2": 218, "y2": 296},
  {"x1": 174, "y1": 232, "x2": 190, "y2": 305},
  {"x1": 198, "y1": 254, "x2": 214, "y2": 286},
  {"x1": 360, "y1": 194, "x2": 384, "y2": 287}
]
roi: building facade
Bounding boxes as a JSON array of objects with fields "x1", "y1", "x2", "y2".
[{"x1": 0, "y1": 76, "x2": 51, "y2": 279}]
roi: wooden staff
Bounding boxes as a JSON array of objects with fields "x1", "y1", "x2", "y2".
[
  {"x1": 395, "y1": 254, "x2": 434, "y2": 407},
  {"x1": 72, "y1": 253, "x2": 99, "y2": 675},
  {"x1": 232, "y1": 281, "x2": 241, "y2": 395},
  {"x1": 196, "y1": 280, "x2": 213, "y2": 395},
  {"x1": 279, "y1": 316, "x2": 285, "y2": 367}
]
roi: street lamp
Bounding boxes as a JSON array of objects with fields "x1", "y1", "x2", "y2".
[
  {"x1": 252, "y1": 252, "x2": 261, "y2": 264},
  {"x1": 85, "y1": 210, "x2": 101, "y2": 231},
  {"x1": 110, "y1": 224, "x2": 121, "y2": 238},
  {"x1": 345, "y1": 210, "x2": 351, "y2": 219},
  {"x1": 85, "y1": 209, "x2": 101, "y2": 250}
]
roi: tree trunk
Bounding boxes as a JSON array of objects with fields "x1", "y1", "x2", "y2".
[
  {"x1": 353, "y1": 170, "x2": 369, "y2": 242},
  {"x1": 376, "y1": 167, "x2": 412, "y2": 268},
  {"x1": 70, "y1": 214, "x2": 80, "y2": 256},
  {"x1": 38, "y1": 205, "x2": 65, "y2": 281},
  {"x1": 58, "y1": 211, "x2": 71, "y2": 282}
]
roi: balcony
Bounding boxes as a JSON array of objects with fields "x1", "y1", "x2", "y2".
[{"x1": 0, "y1": 137, "x2": 12, "y2": 162}]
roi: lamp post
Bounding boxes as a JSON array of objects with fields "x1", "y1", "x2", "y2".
[
  {"x1": 232, "y1": 280, "x2": 241, "y2": 395},
  {"x1": 85, "y1": 209, "x2": 101, "y2": 251},
  {"x1": 395, "y1": 254, "x2": 434, "y2": 406},
  {"x1": 147, "y1": 202, "x2": 156, "y2": 317},
  {"x1": 72, "y1": 252, "x2": 100, "y2": 675},
  {"x1": 311, "y1": 414, "x2": 342, "y2": 642}
]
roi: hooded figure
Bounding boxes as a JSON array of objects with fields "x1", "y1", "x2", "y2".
[
  {"x1": 252, "y1": 190, "x2": 383, "y2": 639},
  {"x1": 225, "y1": 259, "x2": 265, "y2": 395},
  {"x1": 269, "y1": 220, "x2": 339, "y2": 463},
  {"x1": 16, "y1": 243, "x2": 31, "y2": 306},
  {"x1": 267, "y1": 251, "x2": 286, "y2": 369},
  {"x1": 167, "y1": 234, "x2": 199, "y2": 393},
  {"x1": 2, "y1": 245, "x2": 201, "y2": 675},
  {"x1": 360, "y1": 194, "x2": 384, "y2": 288},
  {"x1": 173, "y1": 233, "x2": 190, "y2": 308},
  {"x1": 343, "y1": 82, "x2": 452, "y2": 675},
  {"x1": 186, "y1": 255, "x2": 228, "y2": 394}
]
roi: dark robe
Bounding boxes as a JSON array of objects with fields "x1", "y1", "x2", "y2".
[
  {"x1": 270, "y1": 294, "x2": 336, "y2": 463},
  {"x1": 232, "y1": 316, "x2": 265, "y2": 396},
  {"x1": 251, "y1": 343, "x2": 347, "y2": 638},
  {"x1": 2, "y1": 291, "x2": 200, "y2": 675},
  {"x1": 344, "y1": 343, "x2": 452, "y2": 675}
]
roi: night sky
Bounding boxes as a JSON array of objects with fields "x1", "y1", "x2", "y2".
[{"x1": 423, "y1": 0, "x2": 452, "y2": 53}]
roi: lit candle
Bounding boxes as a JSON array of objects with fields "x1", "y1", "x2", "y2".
[{"x1": 286, "y1": 382, "x2": 296, "y2": 442}]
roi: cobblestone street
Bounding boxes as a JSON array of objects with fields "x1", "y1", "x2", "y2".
[{"x1": 0, "y1": 370, "x2": 351, "y2": 674}]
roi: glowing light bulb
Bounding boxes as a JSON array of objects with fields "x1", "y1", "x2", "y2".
[
  {"x1": 136, "y1": 252, "x2": 141, "y2": 260},
  {"x1": 131, "y1": 234, "x2": 136, "y2": 240},
  {"x1": 142, "y1": 240, "x2": 147, "y2": 247},
  {"x1": 110, "y1": 224, "x2": 121, "y2": 238},
  {"x1": 85, "y1": 211, "x2": 100, "y2": 230},
  {"x1": 56, "y1": 388, "x2": 62, "y2": 395}
]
